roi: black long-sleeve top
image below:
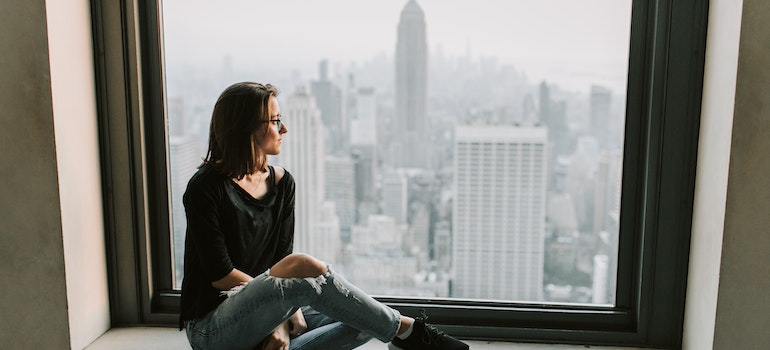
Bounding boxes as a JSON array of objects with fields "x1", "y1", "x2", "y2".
[{"x1": 179, "y1": 164, "x2": 295, "y2": 328}]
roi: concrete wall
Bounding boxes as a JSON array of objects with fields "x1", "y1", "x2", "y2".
[
  {"x1": 46, "y1": 0, "x2": 112, "y2": 348},
  {"x1": 684, "y1": 0, "x2": 770, "y2": 349},
  {"x1": 682, "y1": 0, "x2": 743, "y2": 349},
  {"x1": 712, "y1": 0, "x2": 770, "y2": 347},
  {"x1": 0, "y1": 0, "x2": 110, "y2": 349}
]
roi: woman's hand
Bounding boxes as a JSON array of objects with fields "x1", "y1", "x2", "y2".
[
  {"x1": 288, "y1": 309, "x2": 307, "y2": 338},
  {"x1": 259, "y1": 322, "x2": 291, "y2": 350}
]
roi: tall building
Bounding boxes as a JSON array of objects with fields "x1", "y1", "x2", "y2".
[
  {"x1": 590, "y1": 85, "x2": 612, "y2": 149},
  {"x1": 276, "y1": 87, "x2": 326, "y2": 254},
  {"x1": 311, "y1": 60, "x2": 344, "y2": 154},
  {"x1": 453, "y1": 125, "x2": 548, "y2": 301},
  {"x1": 168, "y1": 135, "x2": 201, "y2": 287},
  {"x1": 393, "y1": 0, "x2": 429, "y2": 169},
  {"x1": 324, "y1": 155, "x2": 357, "y2": 238},
  {"x1": 350, "y1": 87, "x2": 378, "y2": 204},
  {"x1": 382, "y1": 170, "x2": 408, "y2": 224}
]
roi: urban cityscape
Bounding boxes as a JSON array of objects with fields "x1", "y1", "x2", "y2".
[{"x1": 165, "y1": 0, "x2": 630, "y2": 305}]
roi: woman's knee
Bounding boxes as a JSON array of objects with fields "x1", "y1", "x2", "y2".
[{"x1": 270, "y1": 253, "x2": 327, "y2": 278}]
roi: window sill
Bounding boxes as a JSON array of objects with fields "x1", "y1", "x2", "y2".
[{"x1": 85, "y1": 326, "x2": 654, "y2": 350}]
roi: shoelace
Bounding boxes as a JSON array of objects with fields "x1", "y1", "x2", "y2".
[{"x1": 419, "y1": 310, "x2": 447, "y2": 345}]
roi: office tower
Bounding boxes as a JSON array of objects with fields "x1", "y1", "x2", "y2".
[
  {"x1": 382, "y1": 170, "x2": 408, "y2": 224},
  {"x1": 276, "y1": 87, "x2": 325, "y2": 254},
  {"x1": 590, "y1": 85, "x2": 612, "y2": 149},
  {"x1": 592, "y1": 254, "x2": 610, "y2": 304},
  {"x1": 453, "y1": 125, "x2": 548, "y2": 301},
  {"x1": 393, "y1": 0, "x2": 429, "y2": 169},
  {"x1": 325, "y1": 155, "x2": 357, "y2": 238},
  {"x1": 433, "y1": 220, "x2": 452, "y2": 267},
  {"x1": 347, "y1": 215, "x2": 416, "y2": 295},
  {"x1": 168, "y1": 135, "x2": 201, "y2": 287},
  {"x1": 566, "y1": 136, "x2": 599, "y2": 231},
  {"x1": 315, "y1": 201, "x2": 342, "y2": 264},
  {"x1": 350, "y1": 87, "x2": 378, "y2": 203},
  {"x1": 311, "y1": 60, "x2": 344, "y2": 154},
  {"x1": 539, "y1": 81, "x2": 570, "y2": 168}
]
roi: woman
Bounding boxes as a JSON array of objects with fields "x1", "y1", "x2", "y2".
[{"x1": 179, "y1": 82, "x2": 468, "y2": 350}]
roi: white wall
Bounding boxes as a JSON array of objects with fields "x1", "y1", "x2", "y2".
[
  {"x1": 46, "y1": 0, "x2": 111, "y2": 348},
  {"x1": 712, "y1": 0, "x2": 770, "y2": 347},
  {"x1": 685, "y1": 0, "x2": 770, "y2": 349},
  {"x1": 0, "y1": 0, "x2": 110, "y2": 349},
  {"x1": 683, "y1": 0, "x2": 743, "y2": 349}
]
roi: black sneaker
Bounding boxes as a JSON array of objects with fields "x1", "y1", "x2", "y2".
[{"x1": 388, "y1": 312, "x2": 469, "y2": 350}]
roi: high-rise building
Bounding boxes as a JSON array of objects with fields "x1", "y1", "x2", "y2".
[
  {"x1": 168, "y1": 135, "x2": 202, "y2": 287},
  {"x1": 453, "y1": 125, "x2": 548, "y2": 301},
  {"x1": 393, "y1": 0, "x2": 429, "y2": 169},
  {"x1": 311, "y1": 60, "x2": 344, "y2": 154},
  {"x1": 590, "y1": 85, "x2": 612, "y2": 149},
  {"x1": 324, "y1": 155, "x2": 357, "y2": 238},
  {"x1": 382, "y1": 170, "x2": 408, "y2": 224},
  {"x1": 275, "y1": 87, "x2": 326, "y2": 254},
  {"x1": 350, "y1": 87, "x2": 378, "y2": 204}
]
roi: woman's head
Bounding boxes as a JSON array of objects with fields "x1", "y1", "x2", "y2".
[{"x1": 203, "y1": 82, "x2": 287, "y2": 179}]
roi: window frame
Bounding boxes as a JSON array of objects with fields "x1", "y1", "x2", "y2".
[{"x1": 93, "y1": 0, "x2": 708, "y2": 347}]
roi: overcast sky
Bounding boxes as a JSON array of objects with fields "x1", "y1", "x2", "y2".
[{"x1": 162, "y1": 0, "x2": 632, "y2": 91}]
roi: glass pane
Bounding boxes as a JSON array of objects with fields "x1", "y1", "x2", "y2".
[{"x1": 163, "y1": 0, "x2": 631, "y2": 305}]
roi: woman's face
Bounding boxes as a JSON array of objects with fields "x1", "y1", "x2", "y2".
[{"x1": 258, "y1": 95, "x2": 287, "y2": 155}]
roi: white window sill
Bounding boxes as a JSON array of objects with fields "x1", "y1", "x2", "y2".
[{"x1": 85, "y1": 327, "x2": 652, "y2": 350}]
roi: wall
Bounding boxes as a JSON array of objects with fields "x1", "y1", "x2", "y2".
[
  {"x1": 0, "y1": 0, "x2": 72, "y2": 348},
  {"x1": 682, "y1": 0, "x2": 742, "y2": 349},
  {"x1": 712, "y1": 0, "x2": 770, "y2": 347},
  {"x1": 0, "y1": 0, "x2": 110, "y2": 349},
  {"x1": 46, "y1": 0, "x2": 112, "y2": 348},
  {"x1": 685, "y1": 0, "x2": 770, "y2": 349}
]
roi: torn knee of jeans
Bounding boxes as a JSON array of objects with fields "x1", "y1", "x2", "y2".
[{"x1": 265, "y1": 272, "x2": 328, "y2": 295}]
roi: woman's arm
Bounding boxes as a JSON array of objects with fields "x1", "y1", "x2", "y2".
[{"x1": 211, "y1": 268, "x2": 253, "y2": 290}]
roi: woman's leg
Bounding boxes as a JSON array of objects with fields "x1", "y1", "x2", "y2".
[
  {"x1": 289, "y1": 308, "x2": 373, "y2": 350},
  {"x1": 186, "y1": 254, "x2": 402, "y2": 350}
]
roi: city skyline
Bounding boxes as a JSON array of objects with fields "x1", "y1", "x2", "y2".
[
  {"x1": 164, "y1": 0, "x2": 629, "y2": 304},
  {"x1": 162, "y1": 0, "x2": 632, "y2": 93}
]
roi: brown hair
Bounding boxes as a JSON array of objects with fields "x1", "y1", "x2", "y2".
[{"x1": 201, "y1": 82, "x2": 279, "y2": 179}]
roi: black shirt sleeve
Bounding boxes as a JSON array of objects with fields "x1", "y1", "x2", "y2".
[
  {"x1": 183, "y1": 173, "x2": 234, "y2": 282},
  {"x1": 272, "y1": 172, "x2": 296, "y2": 265}
]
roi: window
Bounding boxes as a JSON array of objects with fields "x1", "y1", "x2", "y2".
[{"x1": 93, "y1": 0, "x2": 708, "y2": 347}]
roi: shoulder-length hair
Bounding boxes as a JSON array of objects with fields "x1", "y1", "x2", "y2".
[{"x1": 201, "y1": 82, "x2": 279, "y2": 179}]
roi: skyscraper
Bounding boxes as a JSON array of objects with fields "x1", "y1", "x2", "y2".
[
  {"x1": 349, "y1": 87, "x2": 378, "y2": 203},
  {"x1": 276, "y1": 87, "x2": 326, "y2": 254},
  {"x1": 393, "y1": 0, "x2": 429, "y2": 169},
  {"x1": 590, "y1": 85, "x2": 612, "y2": 149},
  {"x1": 311, "y1": 60, "x2": 344, "y2": 154},
  {"x1": 453, "y1": 125, "x2": 548, "y2": 301}
]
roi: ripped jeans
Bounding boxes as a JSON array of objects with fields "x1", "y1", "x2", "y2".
[{"x1": 185, "y1": 266, "x2": 401, "y2": 350}]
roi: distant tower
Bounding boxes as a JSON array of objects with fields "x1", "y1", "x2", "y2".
[
  {"x1": 350, "y1": 87, "x2": 378, "y2": 204},
  {"x1": 453, "y1": 125, "x2": 548, "y2": 301},
  {"x1": 311, "y1": 60, "x2": 344, "y2": 154},
  {"x1": 277, "y1": 87, "x2": 326, "y2": 254},
  {"x1": 168, "y1": 135, "x2": 201, "y2": 287},
  {"x1": 590, "y1": 85, "x2": 612, "y2": 149},
  {"x1": 382, "y1": 170, "x2": 408, "y2": 224},
  {"x1": 325, "y1": 155, "x2": 357, "y2": 240},
  {"x1": 393, "y1": 0, "x2": 429, "y2": 169}
]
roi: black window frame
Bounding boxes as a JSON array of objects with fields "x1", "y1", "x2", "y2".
[{"x1": 93, "y1": 0, "x2": 708, "y2": 347}]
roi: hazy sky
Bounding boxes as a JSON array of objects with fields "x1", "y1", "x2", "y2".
[{"x1": 162, "y1": 0, "x2": 632, "y2": 91}]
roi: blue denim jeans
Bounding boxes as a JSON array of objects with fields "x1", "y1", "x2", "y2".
[{"x1": 185, "y1": 266, "x2": 401, "y2": 350}]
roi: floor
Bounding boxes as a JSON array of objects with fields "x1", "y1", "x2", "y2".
[{"x1": 84, "y1": 327, "x2": 650, "y2": 350}]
